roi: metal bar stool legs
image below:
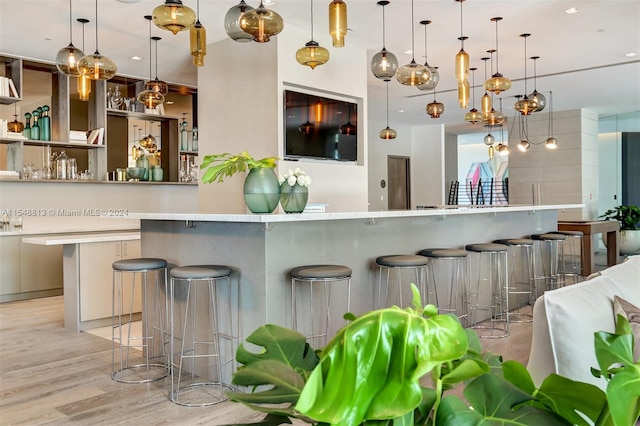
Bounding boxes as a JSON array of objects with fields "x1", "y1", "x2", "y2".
[
  {"x1": 376, "y1": 255, "x2": 429, "y2": 309},
  {"x1": 550, "y1": 230, "x2": 584, "y2": 284},
  {"x1": 112, "y1": 258, "x2": 170, "y2": 383},
  {"x1": 494, "y1": 239, "x2": 535, "y2": 322},
  {"x1": 531, "y1": 233, "x2": 567, "y2": 293}
]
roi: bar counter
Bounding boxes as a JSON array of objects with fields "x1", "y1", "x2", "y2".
[{"x1": 131, "y1": 204, "x2": 581, "y2": 339}]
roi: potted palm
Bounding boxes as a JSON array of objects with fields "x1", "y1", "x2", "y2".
[
  {"x1": 200, "y1": 151, "x2": 280, "y2": 213},
  {"x1": 599, "y1": 205, "x2": 640, "y2": 255}
]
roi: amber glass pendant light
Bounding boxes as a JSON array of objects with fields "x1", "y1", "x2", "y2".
[
  {"x1": 296, "y1": 0, "x2": 329, "y2": 70},
  {"x1": 484, "y1": 17, "x2": 511, "y2": 94},
  {"x1": 224, "y1": 0, "x2": 254, "y2": 43},
  {"x1": 77, "y1": 18, "x2": 91, "y2": 101},
  {"x1": 480, "y1": 56, "x2": 492, "y2": 118},
  {"x1": 396, "y1": 0, "x2": 431, "y2": 87},
  {"x1": 371, "y1": 1, "x2": 398, "y2": 81},
  {"x1": 189, "y1": 0, "x2": 206, "y2": 67},
  {"x1": 514, "y1": 33, "x2": 538, "y2": 116},
  {"x1": 417, "y1": 20, "x2": 439, "y2": 91},
  {"x1": 329, "y1": 0, "x2": 347, "y2": 47},
  {"x1": 56, "y1": 0, "x2": 84, "y2": 77},
  {"x1": 240, "y1": 1, "x2": 284, "y2": 43},
  {"x1": 464, "y1": 67, "x2": 482, "y2": 124},
  {"x1": 454, "y1": 0, "x2": 469, "y2": 108},
  {"x1": 137, "y1": 16, "x2": 164, "y2": 110},
  {"x1": 152, "y1": 0, "x2": 195, "y2": 35},
  {"x1": 379, "y1": 82, "x2": 397, "y2": 140},
  {"x1": 426, "y1": 88, "x2": 445, "y2": 119},
  {"x1": 529, "y1": 56, "x2": 546, "y2": 112},
  {"x1": 77, "y1": 0, "x2": 117, "y2": 81},
  {"x1": 145, "y1": 36, "x2": 169, "y2": 94}
]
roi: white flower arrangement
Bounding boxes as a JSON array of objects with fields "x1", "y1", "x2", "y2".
[{"x1": 278, "y1": 168, "x2": 312, "y2": 187}]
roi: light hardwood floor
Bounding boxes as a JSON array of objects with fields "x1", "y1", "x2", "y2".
[{"x1": 0, "y1": 296, "x2": 533, "y2": 425}]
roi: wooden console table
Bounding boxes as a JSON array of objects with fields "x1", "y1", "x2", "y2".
[{"x1": 557, "y1": 220, "x2": 620, "y2": 276}]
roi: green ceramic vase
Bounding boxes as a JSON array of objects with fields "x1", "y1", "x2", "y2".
[
  {"x1": 243, "y1": 168, "x2": 280, "y2": 214},
  {"x1": 280, "y1": 183, "x2": 309, "y2": 213}
]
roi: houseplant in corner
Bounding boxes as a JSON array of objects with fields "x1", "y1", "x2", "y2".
[
  {"x1": 200, "y1": 151, "x2": 280, "y2": 213},
  {"x1": 599, "y1": 205, "x2": 640, "y2": 255}
]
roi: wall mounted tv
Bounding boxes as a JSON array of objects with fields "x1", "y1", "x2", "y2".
[{"x1": 284, "y1": 90, "x2": 358, "y2": 162}]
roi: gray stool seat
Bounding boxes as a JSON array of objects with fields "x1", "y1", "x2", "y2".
[
  {"x1": 112, "y1": 258, "x2": 167, "y2": 271},
  {"x1": 291, "y1": 265, "x2": 352, "y2": 280},
  {"x1": 494, "y1": 238, "x2": 534, "y2": 246},
  {"x1": 418, "y1": 248, "x2": 467, "y2": 258},
  {"x1": 465, "y1": 243, "x2": 508, "y2": 252},
  {"x1": 550, "y1": 230, "x2": 584, "y2": 237},
  {"x1": 531, "y1": 233, "x2": 566, "y2": 241},
  {"x1": 376, "y1": 255, "x2": 429, "y2": 267},
  {"x1": 170, "y1": 265, "x2": 231, "y2": 280}
]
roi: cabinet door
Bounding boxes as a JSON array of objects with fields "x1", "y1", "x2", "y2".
[
  {"x1": 0, "y1": 236, "x2": 20, "y2": 295},
  {"x1": 79, "y1": 241, "x2": 121, "y2": 322},
  {"x1": 19, "y1": 239, "x2": 63, "y2": 292}
]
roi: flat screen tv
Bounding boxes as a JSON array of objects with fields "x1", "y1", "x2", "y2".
[{"x1": 284, "y1": 90, "x2": 358, "y2": 162}]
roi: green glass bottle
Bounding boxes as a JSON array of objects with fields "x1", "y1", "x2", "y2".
[
  {"x1": 40, "y1": 105, "x2": 51, "y2": 141},
  {"x1": 23, "y1": 112, "x2": 32, "y2": 140},
  {"x1": 31, "y1": 110, "x2": 40, "y2": 141}
]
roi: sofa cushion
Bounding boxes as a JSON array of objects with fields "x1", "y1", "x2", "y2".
[{"x1": 613, "y1": 295, "x2": 640, "y2": 362}]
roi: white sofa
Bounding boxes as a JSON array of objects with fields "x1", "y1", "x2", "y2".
[{"x1": 527, "y1": 255, "x2": 640, "y2": 389}]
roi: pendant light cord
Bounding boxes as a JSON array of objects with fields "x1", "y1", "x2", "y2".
[
  {"x1": 459, "y1": 0, "x2": 464, "y2": 39},
  {"x1": 94, "y1": 0, "x2": 99, "y2": 53},
  {"x1": 154, "y1": 38, "x2": 159, "y2": 79},
  {"x1": 68, "y1": 0, "x2": 73, "y2": 43},
  {"x1": 548, "y1": 90, "x2": 554, "y2": 136},
  {"x1": 471, "y1": 68, "x2": 476, "y2": 107},
  {"x1": 410, "y1": 0, "x2": 416, "y2": 61},
  {"x1": 382, "y1": 3, "x2": 387, "y2": 49},
  {"x1": 385, "y1": 82, "x2": 390, "y2": 127},
  {"x1": 522, "y1": 35, "x2": 528, "y2": 94},
  {"x1": 148, "y1": 19, "x2": 152, "y2": 80},
  {"x1": 494, "y1": 19, "x2": 500, "y2": 73},
  {"x1": 310, "y1": 0, "x2": 314, "y2": 40}
]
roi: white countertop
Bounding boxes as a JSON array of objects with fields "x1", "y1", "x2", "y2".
[
  {"x1": 23, "y1": 231, "x2": 140, "y2": 246},
  {"x1": 128, "y1": 204, "x2": 584, "y2": 224}
]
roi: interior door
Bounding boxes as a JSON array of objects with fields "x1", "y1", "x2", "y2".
[{"x1": 388, "y1": 156, "x2": 411, "y2": 210}]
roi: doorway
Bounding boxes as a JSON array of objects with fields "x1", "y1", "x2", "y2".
[{"x1": 388, "y1": 156, "x2": 411, "y2": 210}]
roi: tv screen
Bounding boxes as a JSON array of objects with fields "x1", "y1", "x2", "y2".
[{"x1": 284, "y1": 90, "x2": 358, "y2": 162}]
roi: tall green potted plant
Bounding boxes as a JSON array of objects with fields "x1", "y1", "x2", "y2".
[
  {"x1": 200, "y1": 151, "x2": 280, "y2": 213},
  {"x1": 599, "y1": 205, "x2": 640, "y2": 255}
]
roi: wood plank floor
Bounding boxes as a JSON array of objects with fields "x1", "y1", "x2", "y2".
[{"x1": 0, "y1": 296, "x2": 533, "y2": 425}]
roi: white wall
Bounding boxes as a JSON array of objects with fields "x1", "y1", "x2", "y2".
[{"x1": 412, "y1": 125, "x2": 445, "y2": 207}]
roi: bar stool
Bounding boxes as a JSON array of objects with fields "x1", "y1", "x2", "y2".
[
  {"x1": 169, "y1": 265, "x2": 236, "y2": 407},
  {"x1": 291, "y1": 265, "x2": 352, "y2": 348},
  {"x1": 417, "y1": 248, "x2": 468, "y2": 326},
  {"x1": 550, "y1": 230, "x2": 584, "y2": 284},
  {"x1": 531, "y1": 233, "x2": 566, "y2": 293},
  {"x1": 494, "y1": 239, "x2": 535, "y2": 322},
  {"x1": 465, "y1": 243, "x2": 509, "y2": 338},
  {"x1": 376, "y1": 255, "x2": 429, "y2": 309},
  {"x1": 111, "y1": 258, "x2": 169, "y2": 383}
]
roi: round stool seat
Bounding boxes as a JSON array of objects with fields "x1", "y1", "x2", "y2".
[
  {"x1": 112, "y1": 258, "x2": 167, "y2": 271},
  {"x1": 291, "y1": 264, "x2": 352, "y2": 280},
  {"x1": 419, "y1": 248, "x2": 467, "y2": 258},
  {"x1": 465, "y1": 243, "x2": 508, "y2": 253},
  {"x1": 550, "y1": 230, "x2": 584, "y2": 236},
  {"x1": 494, "y1": 238, "x2": 534, "y2": 246},
  {"x1": 376, "y1": 255, "x2": 428, "y2": 267},
  {"x1": 170, "y1": 265, "x2": 231, "y2": 280},
  {"x1": 531, "y1": 233, "x2": 566, "y2": 241}
]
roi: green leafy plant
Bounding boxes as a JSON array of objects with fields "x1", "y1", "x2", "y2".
[
  {"x1": 227, "y1": 285, "x2": 640, "y2": 425},
  {"x1": 200, "y1": 151, "x2": 278, "y2": 183},
  {"x1": 599, "y1": 205, "x2": 640, "y2": 231}
]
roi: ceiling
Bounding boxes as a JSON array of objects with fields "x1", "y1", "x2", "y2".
[{"x1": 1, "y1": 0, "x2": 639, "y2": 136}]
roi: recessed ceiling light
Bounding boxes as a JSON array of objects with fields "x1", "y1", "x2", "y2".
[
  {"x1": 130, "y1": 56, "x2": 143, "y2": 61},
  {"x1": 165, "y1": 100, "x2": 174, "y2": 105},
  {"x1": 625, "y1": 52, "x2": 638, "y2": 57},
  {"x1": 44, "y1": 37, "x2": 52, "y2": 41},
  {"x1": 263, "y1": 0, "x2": 275, "y2": 5},
  {"x1": 398, "y1": 109, "x2": 404, "y2": 113},
  {"x1": 565, "y1": 7, "x2": 578, "y2": 14},
  {"x1": 403, "y1": 50, "x2": 413, "y2": 55}
]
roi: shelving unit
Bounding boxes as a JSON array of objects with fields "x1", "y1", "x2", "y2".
[{"x1": 0, "y1": 55, "x2": 22, "y2": 105}]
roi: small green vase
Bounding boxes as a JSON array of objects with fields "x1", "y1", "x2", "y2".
[
  {"x1": 280, "y1": 183, "x2": 309, "y2": 213},
  {"x1": 243, "y1": 168, "x2": 280, "y2": 214}
]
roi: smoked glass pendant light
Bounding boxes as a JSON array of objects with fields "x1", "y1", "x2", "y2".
[
  {"x1": 480, "y1": 56, "x2": 492, "y2": 117},
  {"x1": 464, "y1": 67, "x2": 482, "y2": 123},
  {"x1": 339, "y1": 103, "x2": 357, "y2": 136},
  {"x1": 379, "y1": 82, "x2": 397, "y2": 140},
  {"x1": 152, "y1": 0, "x2": 196, "y2": 35},
  {"x1": 545, "y1": 91, "x2": 557, "y2": 149},
  {"x1": 396, "y1": 0, "x2": 431, "y2": 87},
  {"x1": 77, "y1": 0, "x2": 117, "y2": 81},
  {"x1": 514, "y1": 33, "x2": 538, "y2": 116},
  {"x1": 56, "y1": 0, "x2": 84, "y2": 77},
  {"x1": 329, "y1": 0, "x2": 347, "y2": 48},
  {"x1": 296, "y1": 0, "x2": 330, "y2": 70},
  {"x1": 137, "y1": 16, "x2": 164, "y2": 110},
  {"x1": 484, "y1": 133, "x2": 495, "y2": 145},
  {"x1": 240, "y1": 1, "x2": 284, "y2": 43},
  {"x1": 426, "y1": 89, "x2": 445, "y2": 119},
  {"x1": 224, "y1": 0, "x2": 254, "y2": 43},
  {"x1": 529, "y1": 56, "x2": 546, "y2": 111},
  {"x1": 417, "y1": 20, "x2": 439, "y2": 91},
  {"x1": 371, "y1": 1, "x2": 398, "y2": 82},
  {"x1": 484, "y1": 17, "x2": 511, "y2": 94},
  {"x1": 189, "y1": 0, "x2": 206, "y2": 67},
  {"x1": 145, "y1": 36, "x2": 169, "y2": 94},
  {"x1": 77, "y1": 18, "x2": 91, "y2": 101}
]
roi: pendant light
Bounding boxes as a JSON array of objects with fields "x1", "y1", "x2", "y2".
[
  {"x1": 454, "y1": 0, "x2": 469, "y2": 108},
  {"x1": 480, "y1": 56, "x2": 492, "y2": 117},
  {"x1": 379, "y1": 82, "x2": 397, "y2": 140},
  {"x1": 329, "y1": 0, "x2": 347, "y2": 48},
  {"x1": 77, "y1": 0, "x2": 117, "y2": 81},
  {"x1": 417, "y1": 20, "x2": 439, "y2": 91},
  {"x1": 484, "y1": 17, "x2": 511, "y2": 94},
  {"x1": 189, "y1": 0, "x2": 206, "y2": 67},
  {"x1": 514, "y1": 33, "x2": 538, "y2": 116},
  {"x1": 299, "y1": 95, "x2": 314, "y2": 135},
  {"x1": 396, "y1": 0, "x2": 431, "y2": 87},
  {"x1": 56, "y1": 0, "x2": 84, "y2": 77},
  {"x1": 426, "y1": 88, "x2": 445, "y2": 119},
  {"x1": 145, "y1": 36, "x2": 169, "y2": 94},
  {"x1": 546, "y1": 91, "x2": 557, "y2": 149},
  {"x1": 371, "y1": 1, "x2": 398, "y2": 81},
  {"x1": 495, "y1": 105, "x2": 509, "y2": 156},
  {"x1": 77, "y1": 18, "x2": 91, "y2": 101},
  {"x1": 464, "y1": 67, "x2": 482, "y2": 123},
  {"x1": 339, "y1": 103, "x2": 357, "y2": 136},
  {"x1": 224, "y1": 0, "x2": 254, "y2": 43},
  {"x1": 296, "y1": 0, "x2": 330, "y2": 70},
  {"x1": 529, "y1": 56, "x2": 546, "y2": 111},
  {"x1": 240, "y1": 1, "x2": 284, "y2": 43},
  {"x1": 152, "y1": 0, "x2": 196, "y2": 35},
  {"x1": 484, "y1": 133, "x2": 494, "y2": 145},
  {"x1": 137, "y1": 16, "x2": 164, "y2": 110}
]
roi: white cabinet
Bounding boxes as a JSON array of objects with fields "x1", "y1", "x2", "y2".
[{"x1": 79, "y1": 239, "x2": 141, "y2": 322}]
